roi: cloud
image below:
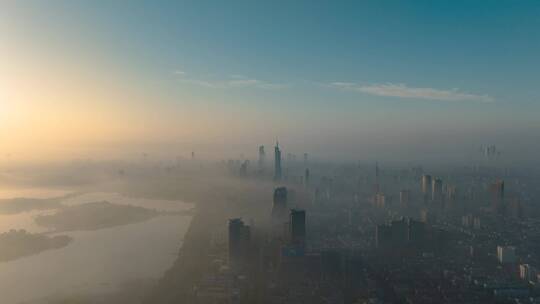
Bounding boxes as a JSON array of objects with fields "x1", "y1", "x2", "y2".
[
  {"x1": 330, "y1": 82, "x2": 494, "y2": 103},
  {"x1": 173, "y1": 71, "x2": 285, "y2": 90}
]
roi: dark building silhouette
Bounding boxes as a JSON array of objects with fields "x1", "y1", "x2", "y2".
[
  {"x1": 272, "y1": 187, "x2": 288, "y2": 220},
  {"x1": 490, "y1": 179, "x2": 505, "y2": 213},
  {"x1": 228, "y1": 218, "x2": 251, "y2": 267},
  {"x1": 432, "y1": 178, "x2": 443, "y2": 201},
  {"x1": 373, "y1": 162, "x2": 380, "y2": 194},
  {"x1": 289, "y1": 209, "x2": 306, "y2": 246},
  {"x1": 408, "y1": 219, "x2": 426, "y2": 244},
  {"x1": 491, "y1": 179, "x2": 505, "y2": 200},
  {"x1": 304, "y1": 168, "x2": 310, "y2": 186},
  {"x1": 274, "y1": 142, "x2": 282, "y2": 181},
  {"x1": 258, "y1": 145, "x2": 265, "y2": 171},
  {"x1": 239, "y1": 160, "x2": 249, "y2": 177}
]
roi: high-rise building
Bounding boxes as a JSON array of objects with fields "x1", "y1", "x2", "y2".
[
  {"x1": 274, "y1": 142, "x2": 282, "y2": 181},
  {"x1": 304, "y1": 168, "x2": 310, "y2": 186},
  {"x1": 258, "y1": 145, "x2": 265, "y2": 170},
  {"x1": 373, "y1": 162, "x2": 380, "y2": 193},
  {"x1": 289, "y1": 209, "x2": 306, "y2": 246},
  {"x1": 421, "y1": 175, "x2": 432, "y2": 194},
  {"x1": 446, "y1": 185, "x2": 457, "y2": 202},
  {"x1": 491, "y1": 179, "x2": 505, "y2": 200},
  {"x1": 399, "y1": 189, "x2": 410, "y2": 208},
  {"x1": 239, "y1": 160, "x2": 249, "y2": 177},
  {"x1": 509, "y1": 198, "x2": 524, "y2": 219},
  {"x1": 374, "y1": 192, "x2": 386, "y2": 208},
  {"x1": 228, "y1": 218, "x2": 251, "y2": 267},
  {"x1": 432, "y1": 178, "x2": 443, "y2": 201},
  {"x1": 520, "y1": 264, "x2": 537, "y2": 282},
  {"x1": 490, "y1": 179, "x2": 505, "y2": 213},
  {"x1": 303, "y1": 153, "x2": 308, "y2": 167},
  {"x1": 272, "y1": 187, "x2": 288, "y2": 220},
  {"x1": 497, "y1": 245, "x2": 516, "y2": 264}
]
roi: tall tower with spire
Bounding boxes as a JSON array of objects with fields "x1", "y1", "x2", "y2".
[{"x1": 274, "y1": 141, "x2": 282, "y2": 181}]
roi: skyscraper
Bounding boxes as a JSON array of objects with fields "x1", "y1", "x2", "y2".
[
  {"x1": 272, "y1": 187, "x2": 288, "y2": 220},
  {"x1": 432, "y1": 178, "x2": 443, "y2": 201},
  {"x1": 490, "y1": 179, "x2": 505, "y2": 213},
  {"x1": 446, "y1": 185, "x2": 457, "y2": 203},
  {"x1": 491, "y1": 179, "x2": 505, "y2": 200},
  {"x1": 274, "y1": 142, "x2": 282, "y2": 181},
  {"x1": 421, "y1": 175, "x2": 432, "y2": 194},
  {"x1": 289, "y1": 209, "x2": 306, "y2": 246},
  {"x1": 399, "y1": 189, "x2": 410, "y2": 208},
  {"x1": 228, "y1": 218, "x2": 251, "y2": 267},
  {"x1": 258, "y1": 145, "x2": 265, "y2": 171}
]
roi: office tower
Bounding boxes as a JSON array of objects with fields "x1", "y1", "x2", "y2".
[
  {"x1": 490, "y1": 179, "x2": 505, "y2": 213},
  {"x1": 274, "y1": 142, "x2": 282, "y2": 181},
  {"x1": 497, "y1": 246, "x2": 516, "y2": 264},
  {"x1": 509, "y1": 198, "x2": 524, "y2": 219},
  {"x1": 374, "y1": 192, "x2": 386, "y2": 208},
  {"x1": 289, "y1": 209, "x2": 306, "y2": 246},
  {"x1": 272, "y1": 187, "x2": 288, "y2": 220},
  {"x1": 446, "y1": 185, "x2": 457, "y2": 202},
  {"x1": 258, "y1": 145, "x2": 265, "y2": 170},
  {"x1": 239, "y1": 160, "x2": 249, "y2": 177},
  {"x1": 491, "y1": 179, "x2": 505, "y2": 199},
  {"x1": 520, "y1": 264, "x2": 537, "y2": 282},
  {"x1": 304, "y1": 168, "x2": 310, "y2": 186},
  {"x1": 228, "y1": 218, "x2": 251, "y2": 267},
  {"x1": 421, "y1": 175, "x2": 432, "y2": 194},
  {"x1": 432, "y1": 178, "x2": 443, "y2": 201},
  {"x1": 399, "y1": 189, "x2": 410, "y2": 208},
  {"x1": 372, "y1": 162, "x2": 380, "y2": 193},
  {"x1": 473, "y1": 217, "x2": 481, "y2": 229},
  {"x1": 462, "y1": 214, "x2": 473, "y2": 227},
  {"x1": 491, "y1": 179, "x2": 504, "y2": 199},
  {"x1": 303, "y1": 153, "x2": 308, "y2": 167}
]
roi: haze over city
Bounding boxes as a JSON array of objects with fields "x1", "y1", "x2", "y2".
[
  {"x1": 1, "y1": 1, "x2": 539, "y2": 163},
  {"x1": 1, "y1": 2, "x2": 540, "y2": 304}
]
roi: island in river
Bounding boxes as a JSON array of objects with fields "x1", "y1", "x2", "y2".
[
  {"x1": 34, "y1": 201, "x2": 161, "y2": 232},
  {"x1": 0, "y1": 229, "x2": 72, "y2": 262}
]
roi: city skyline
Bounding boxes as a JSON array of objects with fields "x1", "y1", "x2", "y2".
[{"x1": 1, "y1": 2, "x2": 539, "y2": 162}]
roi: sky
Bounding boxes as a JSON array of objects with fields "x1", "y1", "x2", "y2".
[{"x1": 1, "y1": 1, "x2": 539, "y2": 162}]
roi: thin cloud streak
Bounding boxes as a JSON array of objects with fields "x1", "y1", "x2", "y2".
[
  {"x1": 330, "y1": 82, "x2": 494, "y2": 103},
  {"x1": 173, "y1": 71, "x2": 286, "y2": 90}
]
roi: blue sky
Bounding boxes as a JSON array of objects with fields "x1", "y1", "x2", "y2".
[{"x1": 1, "y1": 1, "x2": 539, "y2": 161}]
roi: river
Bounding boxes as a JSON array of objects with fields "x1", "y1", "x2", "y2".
[{"x1": 0, "y1": 190, "x2": 193, "y2": 304}]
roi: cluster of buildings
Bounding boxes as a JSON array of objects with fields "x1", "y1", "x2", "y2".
[{"x1": 190, "y1": 142, "x2": 540, "y2": 303}]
